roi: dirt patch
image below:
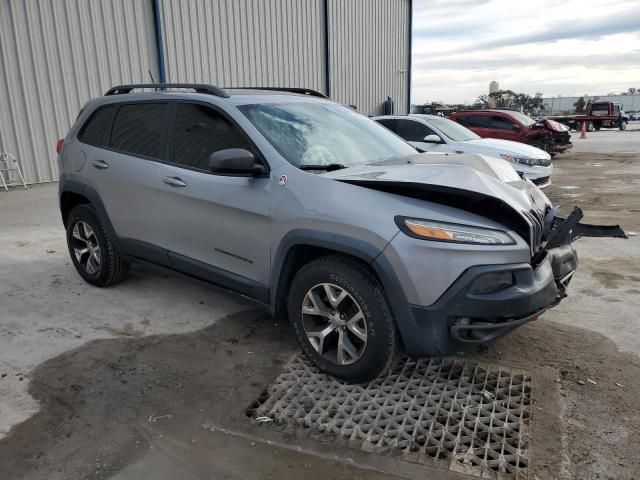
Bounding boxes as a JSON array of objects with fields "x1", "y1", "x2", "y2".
[
  {"x1": 545, "y1": 152, "x2": 640, "y2": 231},
  {"x1": 1, "y1": 309, "x2": 639, "y2": 479},
  {"x1": 0, "y1": 310, "x2": 297, "y2": 480},
  {"x1": 473, "y1": 319, "x2": 640, "y2": 480}
]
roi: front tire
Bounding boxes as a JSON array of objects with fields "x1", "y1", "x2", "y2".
[
  {"x1": 288, "y1": 255, "x2": 400, "y2": 383},
  {"x1": 66, "y1": 204, "x2": 129, "y2": 287}
]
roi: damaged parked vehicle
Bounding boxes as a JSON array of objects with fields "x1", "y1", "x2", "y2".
[
  {"x1": 373, "y1": 114, "x2": 553, "y2": 188},
  {"x1": 58, "y1": 84, "x2": 620, "y2": 383},
  {"x1": 450, "y1": 109, "x2": 572, "y2": 156}
]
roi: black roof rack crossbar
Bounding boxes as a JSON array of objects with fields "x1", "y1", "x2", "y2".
[
  {"x1": 226, "y1": 87, "x2": 328, "y2": 98},
  {"x1": 104, "y1": 83, "x2": 229, "y2": 98}
]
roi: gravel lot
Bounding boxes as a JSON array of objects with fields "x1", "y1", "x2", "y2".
[{"x1": 1, "y1": 127, "x2": 639, "y2": 479}]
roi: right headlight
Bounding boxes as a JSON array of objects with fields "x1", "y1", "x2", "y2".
[
  {"x1": 500, "y1": 154, "x2": 538, "y2": 166},
  {"x1": 396, "y1": 217, "x2": 515, "y2": 245}
]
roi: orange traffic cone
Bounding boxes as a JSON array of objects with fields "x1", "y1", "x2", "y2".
[{"x1": 579, "y1": 121, "x2": 587, "y2": 139}]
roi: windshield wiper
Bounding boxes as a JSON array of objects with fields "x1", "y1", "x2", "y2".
[{"x1": 299, "y1": 163, "x2": 347, "y2": 172}]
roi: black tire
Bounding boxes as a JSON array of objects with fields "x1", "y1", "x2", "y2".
[
  {"x1": 594, "y1": 121, "x2": 602, "y2": 131},
  {"x1": 66, "y1": 204, "x2": 129, "y2": 287},
  {"x1": 288, "y1": 254, "x2": 400, "y2": 383}
]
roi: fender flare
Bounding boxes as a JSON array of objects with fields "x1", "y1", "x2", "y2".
[
  {"x1": 59, "y1": 177, "x2": 120, "y2": 248},
  {"x1": 270, "y1": 229, "x2": 421, "y2": 352}
]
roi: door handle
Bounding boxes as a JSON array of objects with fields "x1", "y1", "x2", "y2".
[
  {"x1": 91, "y1": 160, "x2": 109, "y2": 170},
  {"x1": 162, "y1": 176, "x2": 187, "y2": 187}
]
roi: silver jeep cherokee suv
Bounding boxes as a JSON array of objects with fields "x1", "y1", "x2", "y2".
[{"x1": 58, "y1": 83, "x2": 581, "y2": 382}]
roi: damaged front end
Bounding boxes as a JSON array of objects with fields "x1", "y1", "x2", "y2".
[
  {"x1": 532, "y1": 206, "x2": 626, "y2": 304},
  {"x1": 323, "y1": 153, "x2": 626, "y2": 351}
]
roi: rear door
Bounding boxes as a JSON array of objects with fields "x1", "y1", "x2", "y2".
[
  {"x1": 80, "y1": 102, "x2": 169, "y2": 247},
  {"x1": 154, "y1": 101, "x2": 272, "y2": 296},
  {"x1": 455, "y1": 114, "x2": 491, "y2": 138},
  {"x1": 396, "y1": 118, "x2": 451, "y2": 153}
]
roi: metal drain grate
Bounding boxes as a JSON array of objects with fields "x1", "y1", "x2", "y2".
[{"x1": 247, "y1": 356, "x2": 531, "y2": 479}]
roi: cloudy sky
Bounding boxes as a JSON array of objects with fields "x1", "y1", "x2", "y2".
[{"x1": 411, "y1": 0, "x2": 640, "y2": 104}]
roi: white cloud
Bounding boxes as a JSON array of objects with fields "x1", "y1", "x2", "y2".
[{"x1": 411, "y1": 0, "x2": 640, "y2": 104}]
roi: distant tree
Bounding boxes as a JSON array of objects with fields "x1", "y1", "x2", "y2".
[
  {"x1": 627, "y1": 87, "x2": 638, "y2": 95},
  {"x1": 479, "y1": 90, "x2": 544, "y2": 112},
  {"x1": 475, "y1": 94, "x2": 490, "y2": 107},
  {"x1": 574, "y1": 97, "x2": 586, "y2": 113}
]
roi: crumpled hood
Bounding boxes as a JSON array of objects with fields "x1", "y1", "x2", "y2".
[
  {"x1": 542, "y1": 118, "x2": 570, "y2": 133},
  {"x1": 321, "y1": 153, "x2": 550, "y2": 221}
]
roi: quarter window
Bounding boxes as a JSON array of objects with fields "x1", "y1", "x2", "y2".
[
  {"x1": 78, "y1": 106, "x2": 117, "y2": 147},
  {"x1": 110, "y1": 103, "x2": 168, "y2": 159},
  {"x1": 172, "y1": 103, "x2": 252, "y2": 170}
]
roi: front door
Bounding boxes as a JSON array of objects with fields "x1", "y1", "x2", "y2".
[
  {"x1": 396, "y1": 119, "x2": 452, "y2": 153},
  {"x1": 155, "y1": 102, "x2": 272, "y2": 295}
]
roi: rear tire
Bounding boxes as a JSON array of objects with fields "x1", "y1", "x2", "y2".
[
  {"x1": 288, "y1": 254, "x2": 400, "y2": 383},
  {"x1": 66, "y1": 204, "x2": 129, "y2": 287}
]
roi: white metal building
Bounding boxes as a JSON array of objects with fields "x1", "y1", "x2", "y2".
[{"x1": 0, "y1": 0, "x2": 412, "y2": 184}]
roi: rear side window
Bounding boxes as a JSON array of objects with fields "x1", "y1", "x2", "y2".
[
  {"x1": 396, "y1": 119, "x2": 433, "y2": 142},
  {"x1": 171, "y1": 103, "x2": 252, "y2": 170},
  {"x1": 110, "y1": 103, "x2": 168, "y2": 159},
  {"x1": 490, "y1": 116, "x2": 516, "y2": 130},
  {"x1": 78, "y1": 106, "x2": 117, "y2": 147},
  {"x1": 376, "y1": 118, "x2": 396, "y2": 132},
  {"x1": 457, "y1": 114, "x2": 490, "y2": 128}
]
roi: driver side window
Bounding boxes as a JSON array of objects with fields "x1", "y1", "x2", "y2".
[
  {"x1": 172, "y1": 103, "x2": 252, "y2": 170},
  {"x1": 396, "y1": 120, "x2": 435, "y2": 142}
]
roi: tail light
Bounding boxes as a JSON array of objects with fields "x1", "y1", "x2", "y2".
[{"x1": 56, "y1": 138, "x2": 64, "y2": 154}]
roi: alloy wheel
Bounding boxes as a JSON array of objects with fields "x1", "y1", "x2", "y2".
[
  {"x1": 301, "y1": 283, "x2": 367, "y2": 365},
  {"x1": 71, "y1": 221, "x2": 101, "y2": 275}
]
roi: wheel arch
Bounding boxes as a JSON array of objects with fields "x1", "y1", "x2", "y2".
[
  {"x1": 59, "y1": 179, "x2": 119, "y2": 247},
  {"x1": 271, "y1": 230, "x2": 417, "y2": 351}
]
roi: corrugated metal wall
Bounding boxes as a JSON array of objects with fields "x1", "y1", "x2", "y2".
[
  {"x1": 0, "y1": 0, "x2": 159, "y2": 184},
  {"x1": 328, "y1": 0, "x2": 410, "y2": 116},
  {"x1": 1, "y1": 0, "x2": 410, "y2": 184},
  {"x1": 159, "y1": 0, "x2": 326, "y2": 93}
]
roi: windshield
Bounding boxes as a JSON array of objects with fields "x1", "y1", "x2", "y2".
[
  {"x1": 238, "y1": 102, "x2": 416, "y2": 168},
  {"x1": 427, "y1": 116, "x2": 480, "y2": 141},
  {"x1": 508, "y1": 111, "x2": 536, "y2": 127}
]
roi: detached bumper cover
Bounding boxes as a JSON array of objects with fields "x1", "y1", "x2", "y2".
[{"x1": 406, "y1": 245, "x2": 578, "y2": 355}]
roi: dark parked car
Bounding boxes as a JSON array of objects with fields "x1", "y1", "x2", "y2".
[{"x1": 449, "y1": 109, "x2": 572, "y2": 156}]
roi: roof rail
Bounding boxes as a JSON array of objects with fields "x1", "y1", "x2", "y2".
[
  {"x1": 227, "y1": 87, "x2": 328, "y2": 98},
  {"x1": 104, "y1": 83, "x2": 229, "y2": 98}
]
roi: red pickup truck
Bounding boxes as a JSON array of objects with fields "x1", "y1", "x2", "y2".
[
  {"x1": 549, "y1": 101, "x2": 628, "y2": 131},
  {"x1": 449, "y1": 109, "x2": 572, "y2": 155}
]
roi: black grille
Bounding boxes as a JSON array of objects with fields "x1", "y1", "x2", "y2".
[
  {"x1": 522, "y1": 210, "x2": 544, "y2": 255},
  {"x1": 531, "y1": 176, "x2": 550, "y2": 186}
]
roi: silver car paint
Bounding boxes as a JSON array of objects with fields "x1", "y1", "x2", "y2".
[{"x1": 61, "y1": 92, "x2": 545, "y2": 308}]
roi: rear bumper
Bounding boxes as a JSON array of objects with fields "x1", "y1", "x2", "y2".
[{"x1": 401, "y1": 245, "x2": 578, "y2": 356}]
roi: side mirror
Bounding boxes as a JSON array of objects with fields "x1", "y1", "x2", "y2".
[
  {"x1": 208, "y1": 149, "x2": 266, "y2": 177},
  {"x1": 423, "y1": 134, "x2": 442, "y2": 143}
]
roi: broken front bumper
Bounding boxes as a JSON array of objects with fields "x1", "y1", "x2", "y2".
[{"x1": 408, "y1": 244, "x2": 578, "y2": 354}]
